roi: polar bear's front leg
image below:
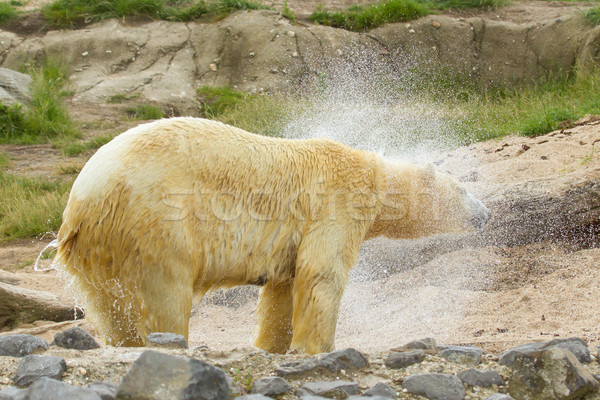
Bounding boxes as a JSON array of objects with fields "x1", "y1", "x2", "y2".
[{"x1": 253, "y1": 280, "x2": 294, "y2": 353}]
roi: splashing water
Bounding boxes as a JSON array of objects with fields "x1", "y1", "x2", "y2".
[{"x1": 34, "y1": 238, "x2": 59, "y2": 272}]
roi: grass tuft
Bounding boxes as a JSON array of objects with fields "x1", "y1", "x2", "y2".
[
  {"x1": 56, "y1": 133, "x2": 115, "y2": 156},
  {"x1": 107, "y1": 92, "x2": 141, "y2": 104},
  {"x1": 125, "y1": 104, "x2": 165, "y2": 120},
  {"x1": 0, "y1": 2, "x2": 18, "y2": 24},
  {"x1": 0, "y1": 172, "x2": 71, "y2": 243},
  {"x1": 583, "y1": 6, "x2": 600, "y2": 26},
  {"x1": 43, "y1": 0, "x2": 270, "y2": 27}
]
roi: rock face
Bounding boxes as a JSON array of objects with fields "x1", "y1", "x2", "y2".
[
  {"x1": 0, "y1": 68, "x2": 31, "y2": 107},
  {"x1": 0, "y1": 9, "x2": 598, "y2": 113},
  {"x1": 508, "y1": 347, "x2": 599, "y2": 400},
  {"x1": 115, "y1": 350, "x2": 229, "y2": 400}
]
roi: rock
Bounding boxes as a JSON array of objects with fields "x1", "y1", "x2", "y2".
[
  {"x1": 115, "y1": 350, "x2": 229, "y2": 400},
  {"x1": 0, "y1": 387, "x2": 28, "y2": 400},
  {"x1": 237, "y1": 395, "x2": 272, "y2": 400},
  {"x1": 319, "y1": 348, "x2": 369, "y2": 372},
  {"x1": 86, "y1": 382, "x2": 118, "y2": 400},
  {"x1": 403, "y1": 374, "x2": 466, "y2": 400},
  {"x1": 483, "y1": 395, "x2": 514, "y2": 400},
  {"x1": 508, "y1": 347, "x2": 599, "y2": 400},
  {"x1": 225, "y1": 375, "x2": 244, "y2": 396},
  {"x1": 499, "y1": 337, "x2": 591, "y2": 367},
  {"x1": 384, "y1": 350, "x2": 425, "y2": 369},
  {"x1": 276, "y1": 357, "x2": 320, "y2": 377},
  {"x1": 27, "y1": 377, "x2": 102, "y2": 400},
  {"x1": 252, "y1": 376, "x2": 292, "y2": 396},
  {"x1": 0, "y1": 68, "x2": 32, "y2": 106},
  {"x1": 440, "y1": 345, "x2": 483, "y2": 365},
  {"x1": 297, "y1": 381, "x2": 359, "y2": 399},
  {"x1": 0, "y1": 335, "x2": 48, "y2": 357},
  {"x1": 13, "y1": 355, "x2": 66, "y2": 387},
  {"x1": 458, "y1": 368, "x2": 504, "y2": 387},
  {"x1": 431, "y1": 20, "x2": 441, "y2": 28},
  {"x1": 363, "y1": 382, "x2": 396, "y2": 399},
  {"x1": 146, "y1": 332, "x2": 188, "y2": 349},
  {"x1": 398, "y1": 338, "x2": 437, "y2": 351},
  {"x1": 54, "y1": 327, "x2": 101, "y2": 350}
]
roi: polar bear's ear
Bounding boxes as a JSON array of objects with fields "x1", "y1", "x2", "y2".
[{"x1": 422, "y1": 163, "x2": 436, "y2": 185}]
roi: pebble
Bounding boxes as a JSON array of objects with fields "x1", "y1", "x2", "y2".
[
  {"x1": 385, "y1": 350, "x2": 425, "y2": 369},
  {"x1": 0, "y1": 335, "x2": 48, "y2": 357},
  {"x1": 432, "y1": 20, "x2": 441, "y2": 28},
  {"x1": 209, "y1": 63, "x2": 218, "y2": 71},
  {"x1": 54, "y1": 327, "x2": 101, "y2": 351}
]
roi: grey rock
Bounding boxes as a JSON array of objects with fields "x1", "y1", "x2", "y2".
[
  {"x1": 403, "y1": 374, "x2": 466, "y2": 400},
  {"x1": 13, "y1": 355, "x2": 66, "y2": 387},
  {"x1": 276, "y1": 357, "x2": 320, "y2": 377},
  {"x1": 115, "y1": 350, "x2": 229, "y2": 400},
  {"x1": 297, "y1": 396, "x2": 330, "y2": 400},
  {"x1": 440, "y1": 345, "x2": 483, "y2": 365},
  {"x1": 348, "y1": 397, "x2": 390, "y2": 400},
  {"x1": 252, "y1": 376, "x2": 292, "y2": 396},
  {"x1": 385, "y1": 350, "x2": 425, "y2": 369},
  {"x1": 86, "y1": 382, "x2": 118, "y2": 400},
  {"x1": 363, "y1": 382, "x2": 396, "y2": 399},
  {"x1": 319, "y1": 348, "x2": 369, "y2": 373},
  {"x1": 297, "y1": 381, "x2": 359, "y2": 399},
  {"x1": 27, "y1": 377, "x2": 101, "y2": 400},
  {"x1": 0, "y1": 335, "x2": 48, "y2": 357},
  {"x1": 458, "y1": 369, "x2": 504, "y2": 387},
  {"x1": 483, "y1": 395, "x2": 513, "y2": 400},
  {"x1": 508, "y1": 347, "x2": 599, "y2": 400},
  {"x1": 237, "y1": 395, "x2": 272, "y2": 400},
  {"x1": 499, "y1": 337, "x2": 591, "y2": 367},
  {"x1": 0, "y1": 387, "x2": 28, "y2": 400},
  {"x1": 54, "y1": 327, "x2": 101, "y2": 350},
  {"x1": 146, "y1": 332, "x2": 188, "y2": 349},
  {"x1": 400, "y1": 338, "x2": 436, "y2": 351},
  {"x1": 0, "y1": 68, "x2": 32, "y2": 106}
]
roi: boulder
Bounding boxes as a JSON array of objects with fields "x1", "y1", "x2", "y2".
[
  {"x1": 403, "y1": 374, "x2": 465, "y2": 400},
  {"x1": 0, "y1": 335, "x2": 48, "y2": 357},
  {"x1": 54, "y1": 327, "x2": 100, "y2": 350}
]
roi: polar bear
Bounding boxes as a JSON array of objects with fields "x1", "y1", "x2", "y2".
[{"x1": 54, "y1": 117, "x2": 491, "y2": 354}]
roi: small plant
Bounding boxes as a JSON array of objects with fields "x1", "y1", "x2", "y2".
[
  {"x1": 107, "y1": 92, "x2": 141, "y2": 104},
  {"x1": 282, "y1": 0, "x2": 295, "y2": 21},
  {"x1": 583, "y1": 6, "x2": 600, "y2": 26},
  {"x1": 58, "y1": 163, "x2": 83, "y2": 174},
  {"x1": 126, "y1": 104, "x2": 165, "y2": 120},
  {"x1": 0, "y1": 103, "x2": 26, "y2": 141},
  {"x1": 197, "y1": 86, "x2": 249, "y2": 118},
  {"x1": 0, "y1": 2, "x2": 18, "y2": 25}
]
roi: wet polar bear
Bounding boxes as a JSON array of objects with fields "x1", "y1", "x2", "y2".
[{"x1": 55, "y1": 117, "x2": 491, "y2": 354}]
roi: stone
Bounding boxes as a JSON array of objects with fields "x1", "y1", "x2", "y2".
[
  {"x1": 0, "y1": 68, "x2": 32, "y2": 106},
  {"x1": 0, "y1": 335, "x2": 48, "y2": 357},
  {"x1": 86, "y1": 382, "x2": 118, "y2": 400},
  {"x1": 237, "y1": 395, "x2": 272, "y2": 400},
  {"x1": 13, "y1": 355, "x2": 66, "y2": 387},
  {"x1": 252, "y1": 376, "x2": 292, "y2": 396},
  {"x1": 115, "y1": 350, "x2": 229, "y2": 400},
  {"x1": 483, "y1": 395, "x2": 514, "y2": 400},
  {"x1": 225, "y1": 375, "x2": 244, "y2": 396},
  {"x1": 440, "y1": 345, "x2": 483, "y2": 365},
  {"x1": 499, "y1": 337, "x2": 591, "y2": 367},
  {"x1": 146, "y1": 332, "x2": 188, "y2": 349},
  {"x1": 508, "y1": 347, "x2": 599, "y2": 400},
  {"x1": 54, "y1": 327, "x2": 101, "y2": 350},
  {"x1": 385, "y1": 350, "x2": 425, "y2": 369},
  {"x1": 276, "y1": 357, "x2": 320, "y2": 377},
  {"x1": 27, "y1": 377, "x2": 102, "y2": 400},
  {"x1": 363, "y1": 382, "x2": 396, "y2": 399},
  {"x1": 458, "y1": 368, "x2": 504, "y2": 387},
  {"x1": 399, "y1": 338, "x2": 436, "y2": 351},
  {"x1": 403, "y1": 374, "x2": 466, "y2": 400},
  {"x1": 297, "y1": 381, "x2": 359, "y2": 399},
  {"x1": 319, "y1": 348, "x2": 369, "y2": 373},
  {"x1": 0, "y1": 387, "x2": 28, "y2": 400}
]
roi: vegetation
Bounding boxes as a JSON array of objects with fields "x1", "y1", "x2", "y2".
[
  {"x1": 0, "y1": 58, "x2": 78, "y2": 144},
  {"x1": 42, "y1": 0, "x2": 270, "y2": 27},
  {"x1": 0, "y1": 152, "x2": 9, "y2": 169},
  {"x1": 57, "y1": 133, "x2": 115, "y2": 156},
  {"x1": 0, "y1": 172, "x2": 71, "y2": 243},
  {"x1": 0, "y1": 2, "x2": 18, "y2": 24},
  {"x1": 125, "y1": 104, "x2": 165, "y2": 120},
  {"x1": 107, "y1": 92, "x2": 141, "y2": 104},
  {"x1": 583, "y1": 6, "x2": 600, "y2": 26}
]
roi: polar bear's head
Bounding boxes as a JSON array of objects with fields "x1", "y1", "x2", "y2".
[{"x1": 366, "y1": 161, "x2": 491, "y2": 240}]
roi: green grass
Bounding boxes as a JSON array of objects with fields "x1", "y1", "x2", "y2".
[
  {"x1": 0, "y1": 2, "x2": 18, "y2": 25},
  {"x1": 0, "y1": 58, "x2": 79, "y2": 144},
  {"x1": 310, "y1": 0, "x2": 429, "y2": 31},
  {"x1": 42, "y1": 0, "x2": 270, "y2": 27},
  {"x1": 583, "y1": 6, "x2": 600, "y2": 26},
  {"x1": 446, "y1": 66, "x2": 600, "y2": 141},
  {"x1": 0, "y1": 172, "x2": 71, "y2": 243},
  {"x1": 429, "y1": 0, "x2": 508, "y2": 9},
  {"x1": 107, "y1": 92, "x2": 141, "y2": 103},
  {"x1": 0, "y1": 152, "x2": 9, "y2": 169},
  {"x1": 125, "y1": 104, "x2": 165, "y2": 120},
  {"x1": 56, "y1": 133, "x2": 115, "y2": 156},
  {"x1": 197, "y1": 86, "x2": 295, "y2": 136}
]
